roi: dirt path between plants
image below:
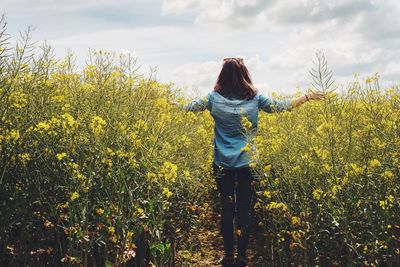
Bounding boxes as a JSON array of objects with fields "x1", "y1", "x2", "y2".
[{"x1": 177, "y1": 203, "x2": 256, "y2": 267}]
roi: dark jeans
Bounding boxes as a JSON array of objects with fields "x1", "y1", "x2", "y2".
[{"x1": 213, "y1": 163, "x2": 255, "y2": 257}]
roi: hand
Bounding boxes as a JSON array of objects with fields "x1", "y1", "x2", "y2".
[
  {"x1": 306, "y1": 91, "x2": 326, "y2": 101},
  {"x1": 169, "y1": 100, "x2": 179, "y2": 106}
]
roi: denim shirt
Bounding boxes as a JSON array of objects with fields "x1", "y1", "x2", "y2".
[{"x1": 183, "y1": 91, "x2": 293, "y2": 169}]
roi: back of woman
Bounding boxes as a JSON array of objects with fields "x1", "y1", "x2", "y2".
[
  {"x1": 209, "y1": 91, "x2": 259, "y2": 169},
  {"x1": 185, "y1": 58, "x2": 292, "y2": 169},
  {"x1": 182, "y1": 57, "x2": 324, "y2": 267}
]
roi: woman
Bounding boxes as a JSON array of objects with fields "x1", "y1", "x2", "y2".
[{"x1": 181, "y1": 58, "x2": 325, "y2": 266}]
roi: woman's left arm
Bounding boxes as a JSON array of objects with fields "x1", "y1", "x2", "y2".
[{"x1": 291, "y1": 92, "x2": 326, "y2": 108}]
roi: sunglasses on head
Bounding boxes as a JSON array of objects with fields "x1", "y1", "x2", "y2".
[{"x1": 223, "y1": 57, "x2": 244, "y2": 62}]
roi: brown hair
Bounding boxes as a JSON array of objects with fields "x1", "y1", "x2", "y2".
[{"x1": 214, "y1": 58, "x2": 258, "y2": 100}]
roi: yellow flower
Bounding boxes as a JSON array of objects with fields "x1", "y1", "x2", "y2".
[
  {"x1": 266, "y1": 201, "x2": 288, "y2": 211},
  {"x1": 146, "y1": 172, "x2": 157, "y2": 181},
  {"x1": 249, "y1": 162, "x2": 257, "y2": 168},
  {"x1": 70, "y1": 192, "x2": 80, "y2": 201},
  {"x1": 9, "y1": 91, "x2": 28, "y2": 109},
  {"x1": 263, "y1": 164, "x2": 272, "y2": 174},
  {"x1": 108, "y1": 226, "x2": 115, "y2": 235},
  {"x1": 349, "y1": 163, "x2": 362, "y2": 175},
  {"x1": 331, "y1": 185, "x2": 342, "y2": 196},
  {"x1": 291, "y1": 165, "x2": 301, "y2": 173},
  {"x1": 90, "y1": 116, "x2": 106, "y2": 136},
  {"x1": 382, "y1": 170, "x2": 394, "y2": 179},
  {"x1": 179, "y1": 135, "x2": 191, "y2": 147},
  {"x1": 51, "y1": 95, "x2": 65, "y2": 103},
  {"x1": 323, "y1": 163, "x2": 332, "y2": 172},
  {"x1": 56, "y1": 153, "x2": 67, "y2": 161},
  {"x1": 313, "y1": 188, "x2": 323, "y2": 200},
  {"x1": 18, "y1": 153, "x2": 30, "y2": 165},
  {"x1": 155, "y1": 98, "x2": 168, "y2": 108},
  {"x1": 183, "y1": 170, "x2": 191, "y2": 178},
  {"x1": 8, "y1": 129, "x2": 20, "y2": 143},
  {"x1": 134, "y1": 119, "x2": 148, "y2": 131},
  {"x1": 241, "y1": 143, "x2": 251, "y2": 153},
  {"x1": 369, "y1": 159, "x2": 381, "y2": 168},
  {"x1": 158, "y1": 161, "x2": 178, "y2": 182},
  {"x1": 62, "y1": 103, "x2": 71, "y2": 111},
  {"x1": 241, "y1": 116, "x2": 253, "y2": 131},
  {"x1": 96, "y1": 208, "x2": 104, "y2": 215},
  {"x1": 69, "y1": 162, "x2": 79, "y2": 170},
  {"x1": 263, "y1": 191, "x2": 272, "y2": 199},
  {"x1": 162, "y1": 187, "x2": 173, "y2": 198},
  {"x1": 61, "y1": 113, "x2": 78, "y2": 130},
  {"x1": 35, "y1": 121, "x2": 51, "y2": 133},
  {"x1": 101, "y1": 159, "x2": 113, "y2": 168},
  {"x1": 127, "y1": 231, "x2": 134, "y2": 239},
  {"x1": 136, "y1": 208, "x2": 145, "y2": 218},
  {"x1": 291, "y1": 216, "x2": 301, "y2": 226}
]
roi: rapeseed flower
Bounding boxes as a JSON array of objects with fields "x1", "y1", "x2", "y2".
[
  {"x1": 158, "y1": 161, "x2": 178, "y2": 182},
  {"x1": 90, "y1": 116, "x2": 106, "y2": 136},
  {"x1": 70, "y1": 192, "x2": 80, "y2": 201},
  {"x1": 313, "y1": 188, "x2": 323, "y2": 200},
  {"x1": 96, "y1": 208, "x2": 104, "y2": 215},
  {"x1": 162, "y1": 187, "x2": 173, "y2": 198},
  {"x1": 369, "y1": 159, "x2": 382, "y2": 168},
  {"x1": 56, "y1": 153, "x2": 67, "y2": 161}
]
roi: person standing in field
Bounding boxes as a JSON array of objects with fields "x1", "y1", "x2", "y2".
[{"x1": 181, "y1": 58, "x2": 325, "y2": 267}]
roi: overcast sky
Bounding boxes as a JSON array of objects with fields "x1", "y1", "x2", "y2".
[{"x1": 2, "y1": 0, "x2": 400, "y2": 96}]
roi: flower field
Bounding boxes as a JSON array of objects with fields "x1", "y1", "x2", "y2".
[
  {"x1": 250, "y1": 78, "x2": 400, "y2": 266},
  {"x1": 0, "y1": 20, "x2": 399, "y2": 266}
]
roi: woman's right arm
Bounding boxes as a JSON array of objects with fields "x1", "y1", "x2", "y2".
[{"x1": 171, "y1": 92, "x2": 213, "y2": 112}]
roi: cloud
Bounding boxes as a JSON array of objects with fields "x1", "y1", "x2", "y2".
[
  {"x1": 162, "y1": 0, "x2": 274, "y2": 28},
  {"x1": 3, "y1": 0, "x2": 144, "y2": 15},
  {"x1": 3, "y1": 0, "x2": 400, "y2": 97},
  {"x1": 267, "y1": 0, "x2": 375, "y2": 27},
  {"x1": 381, "y1": 62, "x2": 400, "y2": 81},
  {"x1": 161, "y1": 0, "x2": 201, "y2": 14},
  {"x1": 168, "y1": 60, "x2": 220, "y2": 95}
]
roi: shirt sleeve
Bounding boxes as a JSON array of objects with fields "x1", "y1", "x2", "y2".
[
  {"x1": 258, "y1": 94, "x2": 293, "y2": 113},
  {"x1": 182, "y1": 92, "x2": 213, "y2": 112}
]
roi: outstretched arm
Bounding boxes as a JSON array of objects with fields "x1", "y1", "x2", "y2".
[
  {"x1": 259, "y1": 91, "x2": 326, "y2": 113},
  {"x1": 291, "y1": 92, "x2": 326, "y2": 108},
  {"x1": 170, "y1": 93, "x2": 212, "y2": 112}
]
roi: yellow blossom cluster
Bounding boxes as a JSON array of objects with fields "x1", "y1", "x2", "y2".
[{"x1": 89, "y1": 116, "x2": 107, "y2": 136}]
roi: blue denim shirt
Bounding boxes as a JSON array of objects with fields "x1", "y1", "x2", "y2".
[{"x1": 183, "y1": 91, "x2": 293, "y2": 169}]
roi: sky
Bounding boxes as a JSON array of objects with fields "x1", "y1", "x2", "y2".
[{"x1": 2, "y1": 0, "x2": 400, "y2": 96}]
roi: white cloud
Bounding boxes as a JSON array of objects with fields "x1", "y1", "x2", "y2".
[
  {"x1": 3, "y1": 0, "x2": 140, "y2": 14},
  {"x1": 161, "y1": 0, "x2": 202, "y2": 14},
  {"x1": 2, "y1": 0, "x2": 399, "y2": 97},
  {"x1": 381, "y1": 62, "x2": 400, "y2": 80},
  {"x1": 168, "y1": 60, "x2": 220, "y2": 96}
]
